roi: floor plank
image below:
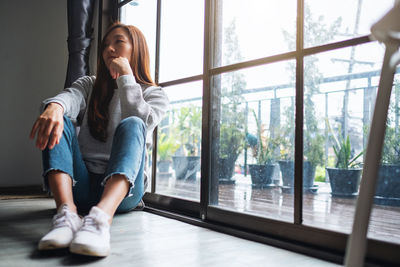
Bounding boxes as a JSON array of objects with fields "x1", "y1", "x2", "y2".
[{"x1": 0, "y1": 198, "x2": 339, "y2": 267}]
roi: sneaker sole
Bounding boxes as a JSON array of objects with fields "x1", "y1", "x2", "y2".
[
  {"x1": 69, "y1": 243, "x2": 110, "y2": 257},
  {"x1": 38, "y1": 241, "x2": 69, "y2": 250}
]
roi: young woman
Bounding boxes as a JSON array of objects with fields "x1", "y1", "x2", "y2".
[{"x1": 29, "y1": 22, "x2": 168, "y2": 257}]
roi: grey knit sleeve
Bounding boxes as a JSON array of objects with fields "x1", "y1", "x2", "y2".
[
  {"x1": 41, "y1": 76, "x2": 95, "y2": 124},
  {"x1": 116, "y1": 74, "x2": 169, "y2": 134}
]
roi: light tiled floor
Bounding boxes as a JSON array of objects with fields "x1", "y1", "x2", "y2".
[{"x1": 0, "y1": 198, "x2": 340, "y2": 267}]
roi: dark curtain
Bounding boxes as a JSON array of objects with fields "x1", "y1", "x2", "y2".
[{"x1": 64, "y1": 0, "x2": 96, "y2": 88}]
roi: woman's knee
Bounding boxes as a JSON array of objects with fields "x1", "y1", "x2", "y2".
[
  {"x1": 62, "y1": 115, "x2": 76, "y2": 139},
  {"x1": 117, "y1": 116, "x2": 146, "y2": 133}
]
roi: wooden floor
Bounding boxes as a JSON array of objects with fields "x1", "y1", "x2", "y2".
[
  {"x1": 156, "y1": 175, "x2": 400, "y2": 244},
  {"x1": 0, "y1": 198, "x2": 340, "y2": 267}
]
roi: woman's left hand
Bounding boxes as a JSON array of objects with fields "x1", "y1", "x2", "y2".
[{"x1": 109, "y1": 57, "x2": 133, "y2": 79}]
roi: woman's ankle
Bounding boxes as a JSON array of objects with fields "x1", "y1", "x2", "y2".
[{"x1": 56, "y1": 202, "x2": 77, "y2": 214}]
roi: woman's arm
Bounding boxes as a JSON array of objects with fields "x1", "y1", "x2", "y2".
[
  {"x1": 31, "y1": 76, "x2": 94, "y2": 150},
  {"x1": 117, "y1": 75, "x2": 169, "y2": 132},
  {"x1": 40, "y1": 76, "x2": 94, "y2": 123},
  {"x1": 109, "y1": 57, "x2": 169, "y2": 133}
]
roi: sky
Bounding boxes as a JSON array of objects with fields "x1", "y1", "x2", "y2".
[
  {"x1": 120, "y1": 0, "x2": 398, "y2": 137},
  {"x1": 121, "y1": 0, "x2": 394, "y2": 87}
]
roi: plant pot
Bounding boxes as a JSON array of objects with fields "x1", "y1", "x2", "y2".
[
  {"x1": 218, "y1": 158, "x2": 236, "y2": 184},
  {"x1": 326, "y1": 167, "x2": 362, "y2": 198},
  {"x1": 172, "y1": 156, "x2": 201, "y2": 181},
  {"x1": 248, "y1": 164, "x2": 277, "y2": 188},
  {"x1": 158, "y1": 160, "x2": 171, "y2": 173},
  {"x1": 278, "y1": 160, "x2": 318, "y2": 193},
  {"x1": 374, "y1": 164, "x2": 400, "y2": 206},
  {"x1": 157, "y1": 160, "x2": 172, "y2": 178}
]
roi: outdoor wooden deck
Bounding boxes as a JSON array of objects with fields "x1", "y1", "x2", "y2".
[{"x1": 155, "y1": 174, "x2": 400, "y2": 244}]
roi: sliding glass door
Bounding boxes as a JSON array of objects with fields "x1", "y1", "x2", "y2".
[{"x1": 119, "y1": 0, "x2": 400, "y2": 263}]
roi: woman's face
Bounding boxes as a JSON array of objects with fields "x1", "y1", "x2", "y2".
[{"x1": 102, "y1": 27, "x2": 133, "y2": 70}]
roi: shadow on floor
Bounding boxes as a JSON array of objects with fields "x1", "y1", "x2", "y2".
[{"x1": 31, "y1": 249, "x2": 104, "y2": 265}]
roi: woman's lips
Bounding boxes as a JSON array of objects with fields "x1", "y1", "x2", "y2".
[{"x1": 105, "y1": 56, "x2": 117, "y2": 66}]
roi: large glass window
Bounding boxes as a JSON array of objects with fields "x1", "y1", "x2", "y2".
[
  {"x1": 302, "y1": 42, "x2": 385, "y2": 233},
  {"x1": 159, "y1": 0, "x2": 204, "y2": 82},
  {"x1": 304, "y1": 0, "x2": 394, "y2": 48},
  {"x1": 120, "y1": 0, "x2": 157, "y2": 78},
  {"x1": 368, "y1": 73, "x2": 400, "y2": 244},
  {"x1": 120, "y1": 0, "x2": 400, "y2": 262},
  {"x1": 156, "y1": 81, "x2": 202, "y2": 201},
  {"x1": 210, "y1": 61, "x2": 295, "y2": 222},
  {"x1": 217, "y1": 0, "x2": 296, "y2": 67}
]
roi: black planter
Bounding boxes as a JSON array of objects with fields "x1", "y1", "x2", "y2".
[
  {"x1": 374, "y1": 164, "x2": 400, "y2": 206},
  {"x1": 218, "y1": 158, "x2": 236, "y2": 184},
  {"x1": 172, "y1": 156, "x2": 201, "y2": 181},
  {"x1": 278, "y1": 160, "x2": 318, "y2": 193},
  {"x1": 248, "y1": 164, "x2": 277, "y2": 188},
  {"x1": 158, "y1": 160, "x2": 171, "y2": 173},
  {"x1": 326, "y1": 167, "x2": 362, "y2": 198}
]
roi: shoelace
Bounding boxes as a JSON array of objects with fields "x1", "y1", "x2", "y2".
[
  {"x1": 81, "y1": 215, "x2": 105, "y2": 234},
  {"x1": 52, "y1": 208, "x2": 79, "y2": 232}
]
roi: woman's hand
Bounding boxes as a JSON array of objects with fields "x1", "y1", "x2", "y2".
[
  {"x1": 29, "y1": 103, "x2": 64, "y2": 150},
  {"x1": 109, "y1": 57, "x2": 133, "y2": 79}
]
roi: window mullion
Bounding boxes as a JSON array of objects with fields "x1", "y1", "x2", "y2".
[
  {"x1": 151, "y1": 0, "x2": 162, "y2": 194},
  {"x1": 294, "y1": 0, "x2": 304, "y2": 225}
]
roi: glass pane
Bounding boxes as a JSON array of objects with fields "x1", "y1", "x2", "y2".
[
  {"x1": 211, "y1": 61, "x2": 295, "y2": 223},
  {"x1": 216, "y1": 0, "x2": 296, "y2": 67},
  {"x1": 304, "y1": 0, "x2": 395, "y2": 48},
  {"x1": 302, "y1": 42, "x2": 388, "y2": 234},
  {"x1": 368, "y1": 72, "x2": 400, "y2": 244},
  {"x1": 120, "y1": 0, "x2": 157, "y2": 80},
  {"x1": 156, "y1": 81, "x2": 202, "y2": 201},
  {"x1": 159, "y1": 0, "x2": 204, "y2": 82}
]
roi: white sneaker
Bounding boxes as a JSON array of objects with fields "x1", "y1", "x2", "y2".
[
  {"x1": 38, "y1": 204, "x2": 82, "y2": 250},
  {"x1": 69, "y1": 206, "x2": 111, "y2": 257}
]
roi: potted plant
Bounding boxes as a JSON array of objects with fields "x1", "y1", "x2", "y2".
[
  {"x1": 375, "y1": 98, "x2": 400, "y2": 206},
  {"x1": 218, "y1": 82, "x2": 246, "y2": 184},
  {"x1": 325, "y1": 119, "x2": 363, "y2": 197},
  {"x1": 248, "y1": 110, "x2": 280, "y2": 188},
  {"x1": 219, "y1": 124, "x2": 245, "y2": 184},
  {"x1": 278, "y1": 104, "x2": 321, "y2": 193},
  {"x1": 278, "y1": 104, "x2": 296, "y2": 192},
  {"x1": 157, "y1": 131, "x2": 180, "y2": 177},
  {"x1": 303, "y1": 96, "x2": 325, "y2": 193},
  {"x1": 171, "y1": 105, "x2": 202, "y2": 181}
]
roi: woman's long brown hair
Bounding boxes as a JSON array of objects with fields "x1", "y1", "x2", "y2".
[{"x1": 88, "y1": 22, "x2": 155, "y2": 142}]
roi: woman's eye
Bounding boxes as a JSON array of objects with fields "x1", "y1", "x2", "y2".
[{"x1": 116, "y1": 40, "x2": 123, "y2": 43}]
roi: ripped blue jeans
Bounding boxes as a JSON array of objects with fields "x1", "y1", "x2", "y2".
[{"x1": 42, "y1": 115, "x2": 146, "y2": 213}]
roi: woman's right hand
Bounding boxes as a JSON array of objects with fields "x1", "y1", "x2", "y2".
[{"x1": 29, "y1": 103, "x2": 64, "y2": 150}]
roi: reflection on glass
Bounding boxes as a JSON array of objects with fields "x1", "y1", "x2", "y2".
[
  {"x1": 211, "y1": 61, "x2": 295, "y2": 222},
  {"x1": 217, "y1": 0, "x2": 296, "y2": 67},
  {"x1": 368, "y1": 73, "x2": 400, "y2": 244},
  {"x1": 301, "y1": 42, "x2": 400, "y2": 243},
  {"x1": 156, "y1": 81, "x2": 202, "y2": 201},
  {"x1": 304, "y1": 0, "x2": 394, "y2": 48},
  {"x1": 159, "y1": 0, "x2": 204, "y2": 82},
  {"x1": 120, "y1": 1, "x2": 157, "y2": 78}
]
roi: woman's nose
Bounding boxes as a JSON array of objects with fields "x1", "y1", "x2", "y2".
[{"x1": 105, "y1": 45, "x2": 116, "y2": 54}]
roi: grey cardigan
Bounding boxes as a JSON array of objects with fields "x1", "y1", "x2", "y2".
[{"x1": 42, "y1": 74, "x2": 169, "y2": 185}]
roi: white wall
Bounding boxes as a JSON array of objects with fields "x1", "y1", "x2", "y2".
[{"x1": 0, "y1": 0, "x2": 68, "y2": 187}]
